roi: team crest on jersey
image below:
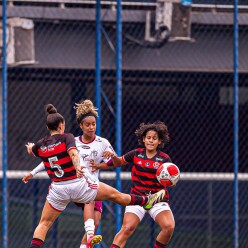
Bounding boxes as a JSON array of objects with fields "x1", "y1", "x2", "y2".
[
  {"x1": 153, "y1": 162, "x2": 160, "y2": 169},
  {"x1": 81, "y1": 150, "x2": 98, "y2": 161},
  {"x1": 40, "y1": 146, "x2": 47, "y2": 153},
  {"x1": 145, "y1": 162, "x2": 150, "y2": 166}
]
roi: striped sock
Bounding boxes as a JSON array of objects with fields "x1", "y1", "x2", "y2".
[
  {"x1": 129, "y1": 194, "x2": 147, "y2": 206},
  {"x1": 30, "y1": 238, "x2": 43, "y2": 248}
]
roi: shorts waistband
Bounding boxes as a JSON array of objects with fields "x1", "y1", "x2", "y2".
[{"x1": 52, "y1": 178, "x2": 82, "y2": 185}]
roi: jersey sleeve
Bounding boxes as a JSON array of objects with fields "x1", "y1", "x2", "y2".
[
  {"x1": 30, "y1": 162, "x2": 46, "y2": 176},
  {"x1": 105, "y1": 141, "x2": 116, "y2": 154},
  {"x1": 122, "y1": 149, "x2": 136, "y2": 163},
  {"x1": 66, "y1": 133, "x2": 77, "y2": 152},
  {"x1": 159, "y1": 151, "x2": 172, "y2": 163},
  {"x1": 31, "y1": 143, "x2": 39, "y2": 157}
]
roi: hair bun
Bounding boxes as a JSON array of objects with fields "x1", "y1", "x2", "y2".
[{"x1": 46, "y1": 104, "x2": 57, "y2": 114}]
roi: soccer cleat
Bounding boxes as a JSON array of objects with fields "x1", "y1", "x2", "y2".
[
  {"x1": 86, "y1": 235, "x2": 102, "y2": 248},
  {"x1": 143, "y1": 189, "x2": 166, "y2": 210}
]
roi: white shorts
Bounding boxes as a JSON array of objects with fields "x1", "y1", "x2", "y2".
[
  {"x1": 47, "y1": 178, "x2": 99, "y2": 212},
  {"x1": 125, "y1": 202, "x2": 171, "y2": 221}
]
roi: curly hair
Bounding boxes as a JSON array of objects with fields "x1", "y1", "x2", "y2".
[
  {"x1": 135, "y1": 121, "x2": 170, "y2": 148},
  {"x1": 74, "y1": 99, "x2": 98, "y2": 124}
]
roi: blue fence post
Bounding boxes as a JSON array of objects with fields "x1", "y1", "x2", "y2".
[
  {"x1": 95, "y1": 0, "x2": 101, "y2": 135},
  {"x1": 2, "y1": 0, "x2": 8, "y2": 247},
  {"x1": 233, "y1": 0, "x2": 239, "y2": 247},
  {"x1": 115, "y1": 0, "x2": 122, "y2": 234},
  {"x1": 95, "y1": 1, "x2": 102, "y2": 247}
]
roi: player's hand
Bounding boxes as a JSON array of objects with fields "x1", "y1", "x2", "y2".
[
  {"x1": 76, "y1": 165, "x2": 86, "y2": 178},
  {"x1": 89, "y1": 159, "x2": 99, "y2": 172},
  {"x1": 22, "y1": 173, "x2": 33, "y2": 184},
  {"x1": 25, "y1": 142, "x2": 34, "y2": 155},
  {"x1": 102, "y1": 151, "x2": 116, "y2": 159}
]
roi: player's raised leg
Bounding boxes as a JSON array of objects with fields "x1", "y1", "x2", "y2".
[{"x1": 95, "y1": 182, "x2": 166, "y2": 209}]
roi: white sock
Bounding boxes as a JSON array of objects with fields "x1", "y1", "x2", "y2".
[
  {"x1": 80, "y1": 245, "x2": 87, "y2": 248},
  {"x1": 84, "y1": 218, "x2": 95, "y2": 240}
]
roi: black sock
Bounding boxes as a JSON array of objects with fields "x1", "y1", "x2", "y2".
[
  {"x1": 30, "y1": 238, "x2": 43, "y2": 248},
  {"x1": 129, "y1": 194, "x2": 147, "y2": 206}
]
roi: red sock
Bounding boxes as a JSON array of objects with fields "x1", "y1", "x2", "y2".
[
  {"x1": 110, "y1": 244, "x2": 120, "y2": 248},
  {"x1": 30, "y1": 238, "x2": 43, "y2": 247},
  {"x1": 154, "y1": 240, "x2": 167, "y2": 248}
]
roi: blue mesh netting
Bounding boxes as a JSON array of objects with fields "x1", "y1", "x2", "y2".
[{"x1": 1, "y1": 1, "x2": 247, "y2": 247}]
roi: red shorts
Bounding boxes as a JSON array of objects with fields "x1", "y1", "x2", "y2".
[{"x1": 74, "y1": 201, "x2": 103, "y2": 214}]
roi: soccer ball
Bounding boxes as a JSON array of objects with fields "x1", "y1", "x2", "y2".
[{"x1": 156, "y1": 162, "x2": 180, "y2": 187}]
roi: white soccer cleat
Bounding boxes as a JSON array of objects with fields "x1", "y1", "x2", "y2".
[{"x1": 143, "y1": 189, "x2": 166, "y2": 210}]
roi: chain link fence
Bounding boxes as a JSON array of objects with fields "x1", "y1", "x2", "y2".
[{"x1": 1, "y1": 0, "x2": 248, "y2": 247}]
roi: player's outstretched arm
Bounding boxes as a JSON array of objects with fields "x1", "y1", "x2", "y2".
[
  {"x1": 89, "y1": 157, "x2": 123, "y2": 172},
  {"x1": 22, "y1": 162, "x2": 46, "y2": 184},
  {"x1": 102, "y1": 151, "x2": 124, "y2": 167},
  {"x1": 90, "y1": 151, "x2": 127, "y2": 172},
  {"x1": 90, "y1": 160, "x2": 110, "y2": 172},
  {"x1": 111, "y1": 155, "x2": 123, "y2": 167}
]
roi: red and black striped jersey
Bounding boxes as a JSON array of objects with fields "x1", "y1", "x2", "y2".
[
  {"x1": 122, "y1": 148, "x2": 171, "y2": 199},
  {"x1": 32, "y1": 133, "x2": 77, "y2": 182}
]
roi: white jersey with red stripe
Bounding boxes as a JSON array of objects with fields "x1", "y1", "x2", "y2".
[{"x1": 75, "y1": 135, "x2": 116, "y2": 182}]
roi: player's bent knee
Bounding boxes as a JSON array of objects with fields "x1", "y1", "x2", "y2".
[
  {"x1": 161, "y1": 223, "x2": 174, "y2": 236},
  {"x1": 120, "y1": 225, "x2": 136, "y2": 237}
]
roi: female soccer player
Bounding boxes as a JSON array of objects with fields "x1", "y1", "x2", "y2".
[
  {"x1": 25, "y1": 104, "x2": 165, "y2": 248},
  {"x1": 91, "y1": 121, "x2": 175, "y2": 248},
  {"x1": 23, "y1": 99, "x2": 116, "y2": 248},
  {"x1": 73, "y1": 99, "x2": 117, "y2": 248}
]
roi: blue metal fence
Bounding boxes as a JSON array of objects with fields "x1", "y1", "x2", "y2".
[
  {"x1": 1, "y1": 0, "x2": 247, "y2": 247},
  {"x1": 1, "y1": 1, "x2": 8, "y2": 248}
]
